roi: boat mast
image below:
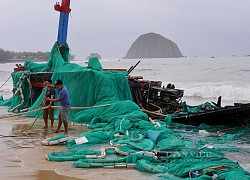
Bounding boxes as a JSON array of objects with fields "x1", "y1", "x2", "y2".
[{"x1": 54, "y1": 0, "x2": 71, "y2": 46}]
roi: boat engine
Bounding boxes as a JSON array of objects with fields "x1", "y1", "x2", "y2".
[
  {"x1": 128, "y1": 76, "x2": 184, "y2": 115},
  {"x1": 147, "y1": 85, "x2": 184, "y2": 113}
]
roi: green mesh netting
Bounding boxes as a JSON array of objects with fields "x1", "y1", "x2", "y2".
[
  {"x1": 0, "y1": 95, "x2": 12, "y2": 106},
  {"x1": 1, "y1": 43, "x2": 250, "y2": 179},
  {"x1": 0, "y1": 43, "x2": 71, "y2": 113},
  {"x1": 181, "y1": 101, "x2": 217, "y2": 113},
  {"x1": 164, "y1": 101, "x2": 217, "y2": 125},
  {"x1": 1, "y1": 42, "x2": 132, "y2": 118}
]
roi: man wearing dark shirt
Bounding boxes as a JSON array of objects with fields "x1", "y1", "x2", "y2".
[
  {"x1": 40, "y1": 79, "x2": 55, "y2": 130},
  {"x1": 45, "y1": 79, "x2": 71, "y2": 134}
]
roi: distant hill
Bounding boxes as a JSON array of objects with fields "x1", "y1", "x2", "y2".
[
  {"x1": 0, "y1": 48, "x2": 75, "y2": 63},
  {"x1": 123, "y1": 32, "x2": 183, "y2": 59}
]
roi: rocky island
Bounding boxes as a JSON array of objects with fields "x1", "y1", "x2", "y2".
[
  {"x1": 86, "y1": 53, "x2": 102, "y2": 60},
  {"x1": 123, "y1": 32, "x2": 183, "y2": 59}
]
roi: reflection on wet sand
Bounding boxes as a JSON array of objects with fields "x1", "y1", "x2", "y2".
[
  {"x1": 35, "y1": 170, "x2": 81, "y2": 180},
  {"x1": 1, "y1": 118, "x2": 150, "y2": 180},
  {"x1": 0, "y1": 118, "x2": 82, "y2": 180}
]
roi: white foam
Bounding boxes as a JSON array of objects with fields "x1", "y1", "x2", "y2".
[{"x1": 183, "y1": 84, "x2": 250, "y2": 102}]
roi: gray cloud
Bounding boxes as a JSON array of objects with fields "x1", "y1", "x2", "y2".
[{"x1": 1, "y1": 0, "x2": 250, "y2": 59}]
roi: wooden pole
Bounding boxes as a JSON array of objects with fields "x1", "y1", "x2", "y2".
[{"x1": 0, "y1": 104, "x2": 111, "y2": 120}]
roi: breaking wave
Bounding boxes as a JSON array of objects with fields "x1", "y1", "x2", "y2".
[{"x1": 183, "y1": 84, "x2": 250, "y2": 102}]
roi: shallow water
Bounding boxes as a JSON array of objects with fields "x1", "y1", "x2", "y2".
[{"x1": 0, "y1": 118, "x2": 83, "y2": 180}]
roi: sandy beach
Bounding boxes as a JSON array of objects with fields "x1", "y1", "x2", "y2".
[
  {"x1": 0, "y1": 117, "x2": 153, "y2": 180},
  {"x1": 1, "y1": 117, "x2": 249, "y2": 180}
]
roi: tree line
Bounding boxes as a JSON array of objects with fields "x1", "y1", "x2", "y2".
[
  {"x1": 0, "y1": 48, "x2": 75, "y2": 63},
  {"x1": 0, "y1": 48, "x2": 51, "y2": 63}
]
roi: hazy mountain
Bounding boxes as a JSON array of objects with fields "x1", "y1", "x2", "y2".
[{"x1": 123, "y1": 32, "x2": 183, "y2": 59}]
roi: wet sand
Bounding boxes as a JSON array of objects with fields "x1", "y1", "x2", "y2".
[
  {"x1": 0, "y1": 117, "x2": 152, "y2": 180},
  {"x1": 1, "y1": 116, "x2": 249, "y2": 180},
  {"x1": 0, "y1": 118, "x2": 81, "y2": 180}
]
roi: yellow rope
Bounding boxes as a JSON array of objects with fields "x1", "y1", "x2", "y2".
[
  {"x1": 142, "y1": 107, "x2": 167, "y2": 117},
  {"x1": 202, "y1": 165, "x2": 232, "y2": 172},
  {"x1": 148, "y1": 102, "x2": 163, "y2": 114}
]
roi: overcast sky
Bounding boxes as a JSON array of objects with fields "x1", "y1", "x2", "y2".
[{"x1": 1, "y1": 0, "x2": 250, "y2": 59}]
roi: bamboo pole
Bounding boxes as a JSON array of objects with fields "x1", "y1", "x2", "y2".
[
  {"x1": 0, "y1": 106, "x2": 48, "y2": 119},
  {"x1": 0, "y1": 104, "x2": 111, "y2": 120},
  {"x1": 51, "y1": 103, "x2": 111, "y2": 110}
]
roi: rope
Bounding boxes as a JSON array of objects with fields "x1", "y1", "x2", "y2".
[
  {"x1": 148, "y1": 117, "x2": 161, "y2": 126},
  {"x1": 148, "y1": 102, "x2": 163, "y2": 114},
  {"x1": 202, "y1": 165, "x2": 233, "y2": 172},
  {"x1": 0, "y1": 104, "x2": 111, "y2": 120},
  {"x1": 142, "y1": 107, "x2": 168, "y2": 117},
  {"x1": 0, "y1": 106, "x2": 48, "y2": 120},
  {"x1": 26, "y1": 109, "x2": 42, "y2": 130},
  {"x1": 216, "y1": 123, "x2": 245, "y2": 136},
  {"x1": 0, "y1": 75, "x2": 11, "y2": 90},
  {"x1": 189, "y1": 165, "x2": 233, "y2": 178},
  {"x1": 9, "y1": 71, "x2": 26, "y2": 112},
  {"x1": 0, "y1": 134, "x2": 18, "y2": 138},
  {"x1": 19, "y1": 87, "x2": 49, "y2": 131},
  {"x1": 27, "y1": 74, "x2": 33, "y2": 105}
]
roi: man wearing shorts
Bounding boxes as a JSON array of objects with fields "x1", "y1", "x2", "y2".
[{"x1": 45, "y1": 79, "x2": 71, "y2": 134}]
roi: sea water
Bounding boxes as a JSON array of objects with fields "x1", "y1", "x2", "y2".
[
  {"x1": 92, "y1": 56, "x2": 250, "y2": 106},
  {"x1": 1, "y1": 56, "x2": 250, "y2": 106}
]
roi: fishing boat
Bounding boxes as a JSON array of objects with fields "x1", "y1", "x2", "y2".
[
  {"x1": 3, "y1": 0, "x2": 250, "y2": 127},
  {"x1": 128, "y1": 77, "x2": 250, "y2": 125},
  {"x1": 171, "y1": 101, "x2": 250, "y2": 126}
]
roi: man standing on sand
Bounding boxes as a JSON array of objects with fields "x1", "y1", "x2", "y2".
[
  {"x1": 45, "y1": 79, "x2": 71, "y2": 134},
  {"x1": 40, "y1": 79, "x2": 55, "y2": 130}
]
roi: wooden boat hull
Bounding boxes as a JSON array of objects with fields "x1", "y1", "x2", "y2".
[{"x1": 171, "y1": 103, "x2": 250, "y2": 126}]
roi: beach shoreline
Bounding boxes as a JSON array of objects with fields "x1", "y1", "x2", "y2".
[
  {"x1": 0, "y1": 117, "x2": 81, "y2": 180},
  {"x1": 0, "y1": 117, "x2": 151, "y2": 180}
]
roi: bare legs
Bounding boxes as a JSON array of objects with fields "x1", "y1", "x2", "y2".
[
  {"x1": 42, "y1": 109, "x2": 48, "y2": 129},
  {"x1": 55, "y1": 107, "x2": 69, "y2": 134},
  {"x1": 63, "y1": 121, "x2": 68, "y2": 134},
  {"x1": 55, "y1": 120, "x2": 68, "y2": 134},
  {"x1": 55, "y1": 120, "x2": 62, "y2": 133},
  {"x1": 42, "y1": 108, "x2": 54, "y2": 130},
  {"x1": 48, "y1": 108, "x2": 54, "y2": 129}
]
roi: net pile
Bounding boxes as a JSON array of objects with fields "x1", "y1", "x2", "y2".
[{"x1": 47, "y1": 118, "x2": 250, "y2": 179}]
